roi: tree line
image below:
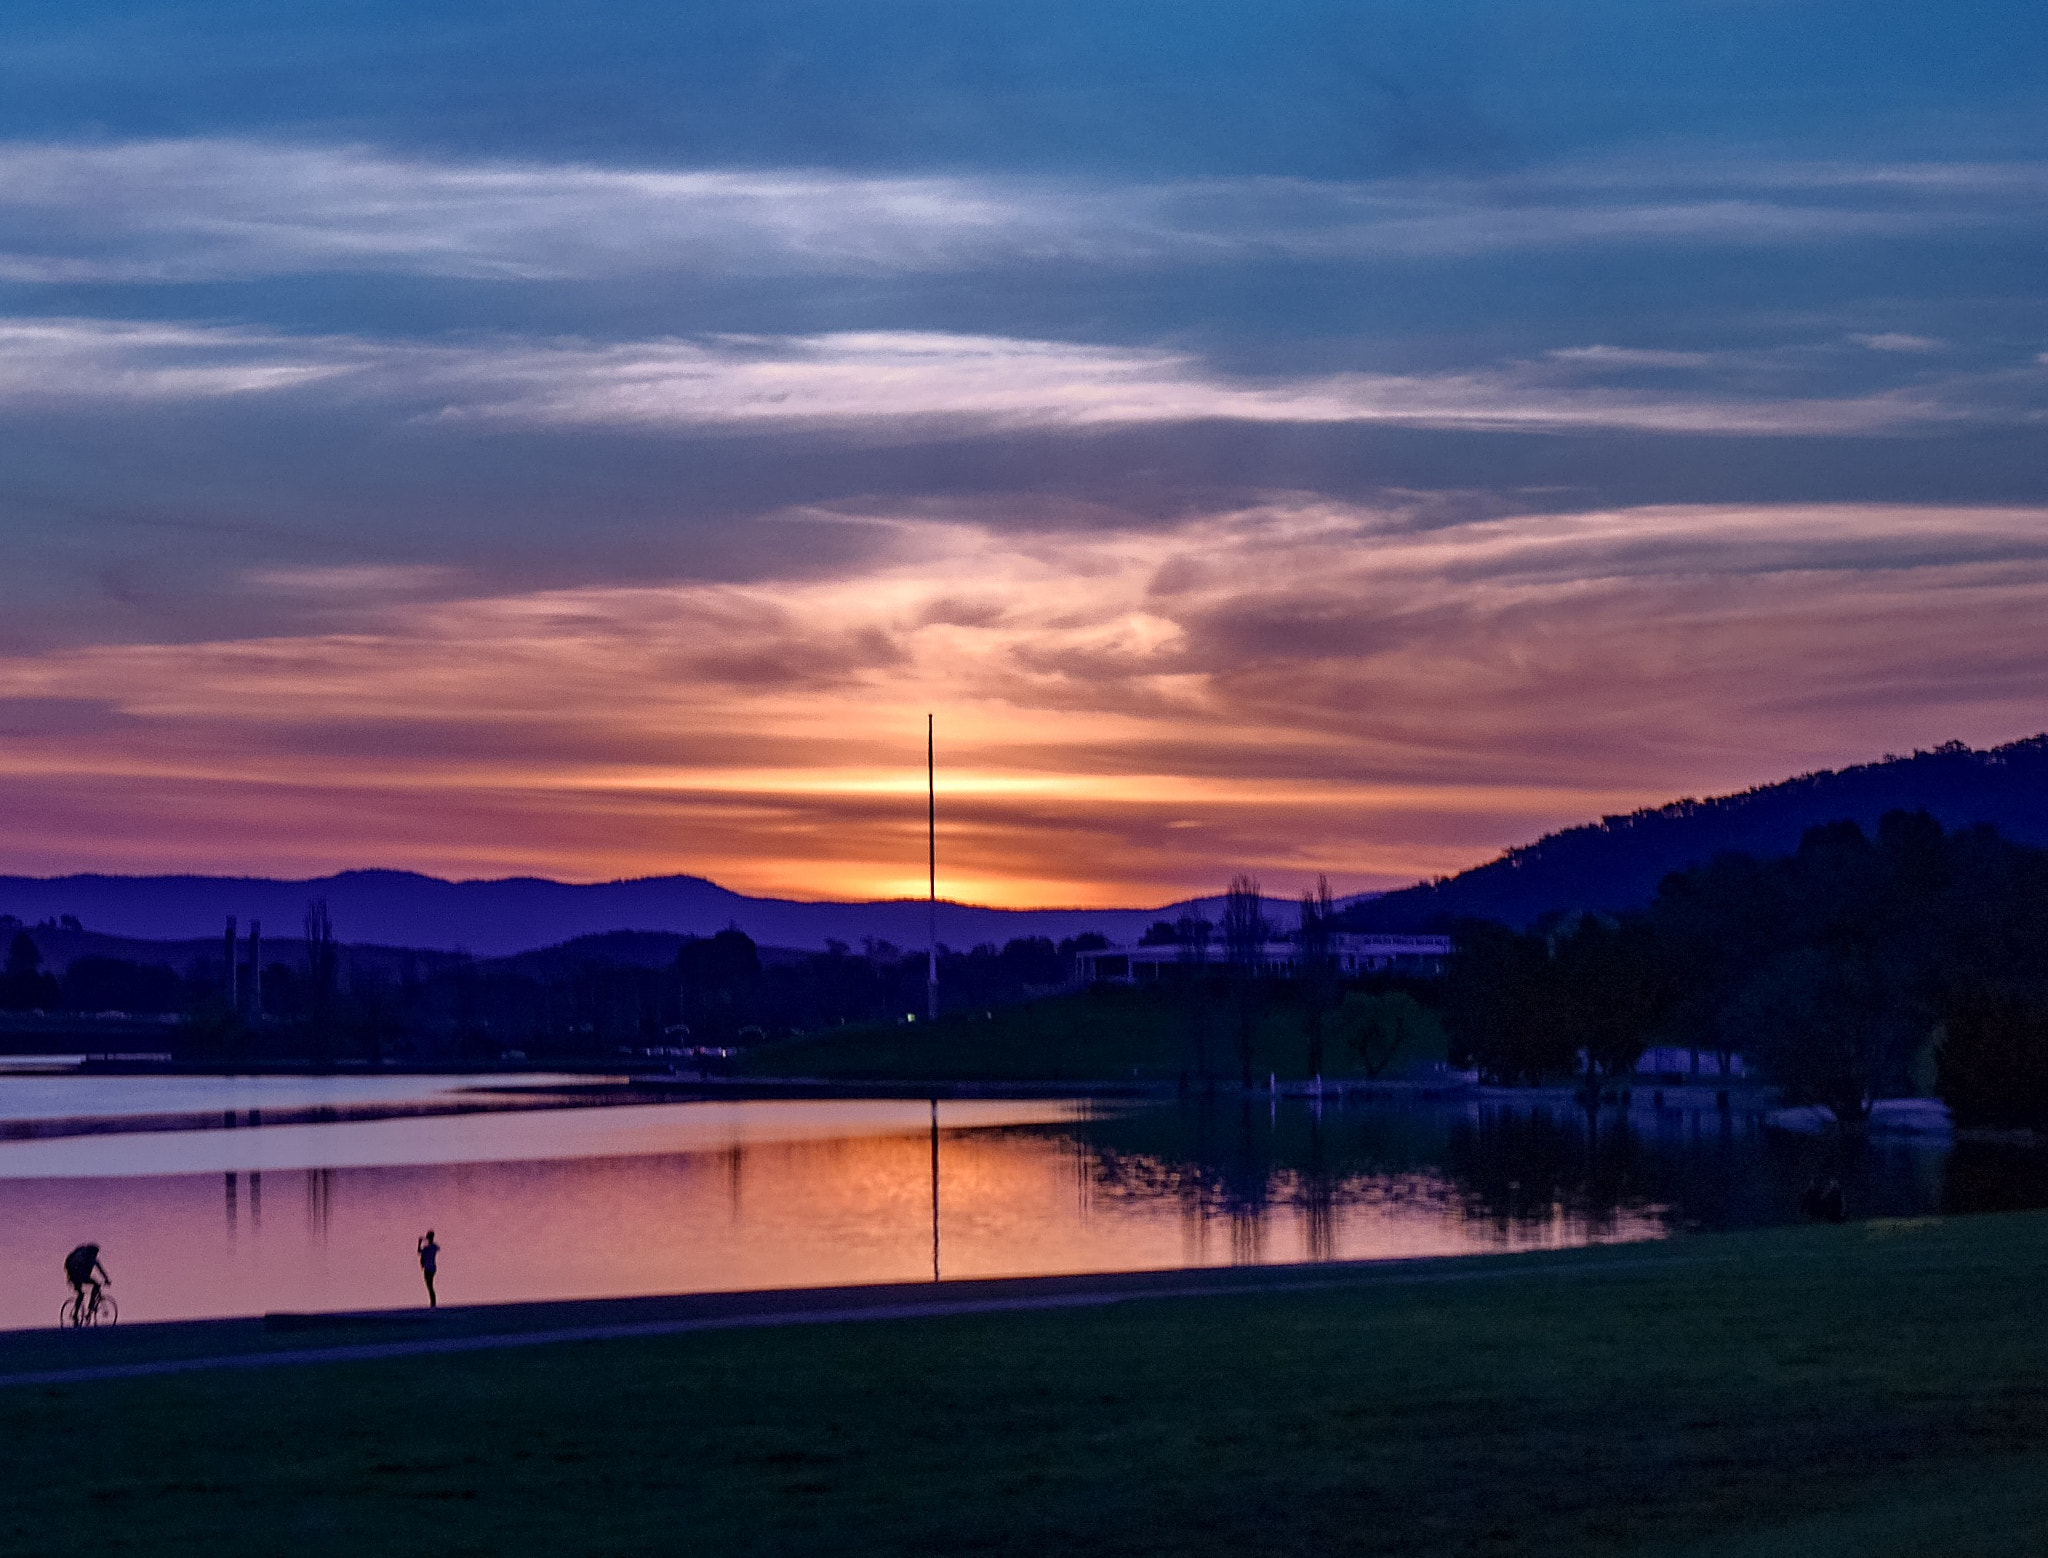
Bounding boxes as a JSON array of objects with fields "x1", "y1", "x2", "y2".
[
  {"x1": 1442, "y1": 811, "x2": 2048, "y2": 1130},
  {"x1": 0, "y1": 912, "x2": 1111, "y2": 1064},
  {"x1": 1125, "y1": 875, "x2": 1446, "y2": 1089}
]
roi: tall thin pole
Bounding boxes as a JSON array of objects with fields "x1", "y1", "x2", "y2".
[
  {"x1": 930, "y1": 1097, "x2": 941, "y2": 1283},
  {"x1": 927, "y1": 713, "x2": 939, "y2": 1021}
]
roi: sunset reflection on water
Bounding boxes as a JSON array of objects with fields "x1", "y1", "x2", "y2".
[{"x1": 0, "y1": 1095, "x2": 1688, "y2": 1329}]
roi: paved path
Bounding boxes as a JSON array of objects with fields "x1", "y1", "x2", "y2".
[{"x1": 0, "y1": 1245, "x2": 1711, "y2": 1390}]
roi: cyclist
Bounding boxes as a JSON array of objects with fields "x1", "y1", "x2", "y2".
[{"x1": 63, "y1": 1243, "x2": 110, "y2": 1321}]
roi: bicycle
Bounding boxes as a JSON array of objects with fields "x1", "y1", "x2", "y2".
[{"x1": 59, "y1": 1287, "x2": 117, "y2": 1328}]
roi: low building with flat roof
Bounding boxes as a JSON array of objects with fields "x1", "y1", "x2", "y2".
[{"x1": 1077, "y1": 932, "x2": 1451, "y2": 985}]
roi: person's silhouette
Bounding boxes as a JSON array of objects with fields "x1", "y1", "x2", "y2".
[
  {"x1": 417, "y1": 1230, "x2": 440, "y2": 1307},
  {"x1": 63, "y1": 1242, "x2": 110, "y2": 1319}
]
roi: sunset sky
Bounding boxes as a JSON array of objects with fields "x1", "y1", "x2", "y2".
[{"x1": 1, "y1": 0, "x2": 2044, "y2": 907}]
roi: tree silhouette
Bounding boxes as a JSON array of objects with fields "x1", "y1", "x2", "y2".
[
  {"x1": 1174, "y1": 914, "x2": 1215, "y2": 1088},
  {"x1": 1223, "y1": 876, "x2": 1269, "y2": 1089},
  {"x1": 1547, "y1": 914, "x2": 1673, "y2": 1110},
  {"x1": 0, "y1": 932, "x2": 58, "y2": 1012},
  {"x1": 1298, "y1": 875, "x2": 1338, "y2": 1081},
  {"x1": 1938, "y1": 985, "x2": 2048, "y2": 1131},
  {"x1": 1338, "y1": 990, "x2": 1435, "y2": 1078},
  {"x1": 304, "y1": 900, "x2": 340, "y2": 1064}
]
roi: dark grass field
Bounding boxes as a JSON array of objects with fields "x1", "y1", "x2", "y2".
[{"x1": 7, "y1": 1214, "x2": 2048, "y2": 1557}]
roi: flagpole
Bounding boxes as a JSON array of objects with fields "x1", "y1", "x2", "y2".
[{"x1": 927, "y1": 713, "x2": 939, "y2": 1021}]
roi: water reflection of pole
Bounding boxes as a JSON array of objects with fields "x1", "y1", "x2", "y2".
[
  {"x1": 930, "y1": 1097, "x2": 941, "y2": 1283},
  {"x1": 249, "y1": 1170, "x2": 261, "y2": 1228}
]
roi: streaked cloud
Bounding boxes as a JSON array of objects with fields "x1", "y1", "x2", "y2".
[
  {"x1": 0, "y1": 318, "x2": 354, "y2": 400},
  {"x1": 1852, "y1": 333, "x2": 1945, "y2": 353},
  {"x1": 0, "y1": 139, "x2": 2040, "y2": 285},
  {"x1": 1, "y1": 501, "x2": 2043, "y2": 904},
  {"x1": 435, "y1": 332, "x2": 1959, "y2": 437},
  {"x1": 0, "y1": 316, "x2": 2011, "y2": 438},
  {"x1": 248, "y1": 564, "x2": 462, "y2": 594}
]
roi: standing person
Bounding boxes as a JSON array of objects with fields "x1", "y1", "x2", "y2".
[
  {"x1": 417, "y1": 1230, "x2": 440, "y2": 1308},
  {"x1": 63, "y1": 1243, "x2": 110, "y2": 1320}
]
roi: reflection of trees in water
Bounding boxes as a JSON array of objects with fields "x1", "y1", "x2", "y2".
[
  {"x1": 1301, "y1": 1109, "x2": 1334, "y2": 1262},
  {"x1": 304, "y1": 1167, "x2": 334, "y2": 1239},
  {"x1": 1077, "y1": 1101, "x2": 1605, "y2": 1237},
  {"x1": 1057, "y1": 1098, "x2": 2048, "y2": 1240},
  {"x1": 1446, "y1": 1106, "x2": 1649, "y2": 1235},
  {"x1": 1090, "y1": 1142, "x2": 1467, "y2": 1224}
]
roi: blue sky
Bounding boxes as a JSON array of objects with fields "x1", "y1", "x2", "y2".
[{"x1": 0, "y1": 0, "x2": 2043, "y2": 903}]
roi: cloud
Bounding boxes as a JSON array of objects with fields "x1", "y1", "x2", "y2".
[
  {"x1": 2, "y1": 500, "x2": 2045, "y2": 904},
  {"x1": 246, "y1": 564, "x2": 463, "y2": 596},
  {"x1": 0, "y1": 139, "x2": 2039, "y2": 284},
  {"x1": 0, "y1": 317, "x2": 1995, "y2": 438},
  {"x1": 1546, "y1": 346, "x2": 1715, "y2": 368},
  {"x1": 427, "y1": 331, "x2": 1958, "y2": 437},
  {"x1": 0, "y1": 318, "x2": 355, "y2": 400},
  {"x1": 1852, "y1": 333, "x2": 1944, "y2": 353}
]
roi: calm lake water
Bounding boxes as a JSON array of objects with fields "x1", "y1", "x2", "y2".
[
  {"x1": 0, "y1": 1070, "x2": 604, "y2": 1124},
  {"x1": 4, "y1": 1079, "x2": 2045, "y2": 1330}
]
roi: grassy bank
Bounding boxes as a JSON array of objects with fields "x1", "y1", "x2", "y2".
[
  {"x1": 9, "y1": 1213, "x2": 2048, "y2": 1556},
  {"x1": 739, "y1": 981, "x2": 1450, "y2": 1083}
]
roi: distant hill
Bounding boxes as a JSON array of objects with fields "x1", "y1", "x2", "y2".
[
  {"x1": 1341, "y1": 735, "x2": 2048, "y2": 932},
  {"x1": 0, "y1": 869, "x2": 1311, "y2": 960},
  {"x1": 9, "y1": 740, "x2": 2038, "y2": 956}
]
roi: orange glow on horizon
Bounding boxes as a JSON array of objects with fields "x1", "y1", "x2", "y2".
[{"x1": 1, "y1": 499, "x2": 2045, "y2": 904}]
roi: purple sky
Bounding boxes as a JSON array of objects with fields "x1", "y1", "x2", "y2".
[{"x1": 0, "y1": 0, "x2": 2043, "y2": 904}]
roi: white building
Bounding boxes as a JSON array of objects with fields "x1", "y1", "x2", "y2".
[
  {"x1": 1077, "y1": 932, "x2": 1452, "y2": 984},
  {"x1": 1633, "y1": 1045, "x2": 1750, "y2": 1079}
]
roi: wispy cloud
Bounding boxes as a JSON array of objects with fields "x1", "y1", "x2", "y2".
[
  {"x1": 1546, "y1": 345, "x2": 1715, "y2": 368},
  {"x1": 422, "y1": 331, "x2": 1962, "y2": 437},
  {"x1": 1851, "y1": 332, "x2": 1944, "y2": 353},
  {"x1": 246, "y1": 564, "x2": 462, "y2": 596},
  {"x1": 0, "y1": 139, "x2": 2039, "y2": 284},
  {"x1": 0, "y1": 318, "x2": 354, "y2": 400},
  {"x1": 0, "y1": 317, "x2": 2007, "y2": 438},
  {"x1": 2, "y1": 501, "x2": 2044, "y2": 901}
]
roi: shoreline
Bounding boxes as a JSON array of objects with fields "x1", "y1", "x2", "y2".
[{"x1": 0, "y1": 1237, "x2": 1695, "y2": 1384}]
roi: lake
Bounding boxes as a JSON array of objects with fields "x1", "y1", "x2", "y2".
[{"x1": 5, "y1": 1077, "x2": 2045, "y2": 1329}]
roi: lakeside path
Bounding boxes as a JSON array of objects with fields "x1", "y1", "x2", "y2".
[{"x1": 0, "y1": 1240, "x2": 1718, "y2": 1387}]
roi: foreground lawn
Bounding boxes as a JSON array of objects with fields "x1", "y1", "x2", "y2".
[{"x1": 8, "y1": 1215, "x2": 2048, "y2": 1557}]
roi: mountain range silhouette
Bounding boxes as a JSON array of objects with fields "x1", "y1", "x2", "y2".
[{"x1": 6, "y1": 735, "x2": 2045, "y2": 955}]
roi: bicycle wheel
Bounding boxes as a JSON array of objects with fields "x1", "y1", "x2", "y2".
[
  {"x1": 91, "y1": 1294, "x2": 117, "y2": 1327},
  {"x1": 59, "y1": 1295, "x2": 83, "y2": 1328}
]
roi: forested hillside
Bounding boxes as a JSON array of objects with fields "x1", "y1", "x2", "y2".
[
  {"x1": 1437, "y1": 812, "x2": 2048, "y2": 1129},
  {"x1": 1344, "y1": 736, "x2": 2048, "y2": 931}
]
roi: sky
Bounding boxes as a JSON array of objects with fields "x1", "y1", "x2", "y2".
[{"x1": 0, "y1": 0, "x2": 2044, "y2": 907}]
